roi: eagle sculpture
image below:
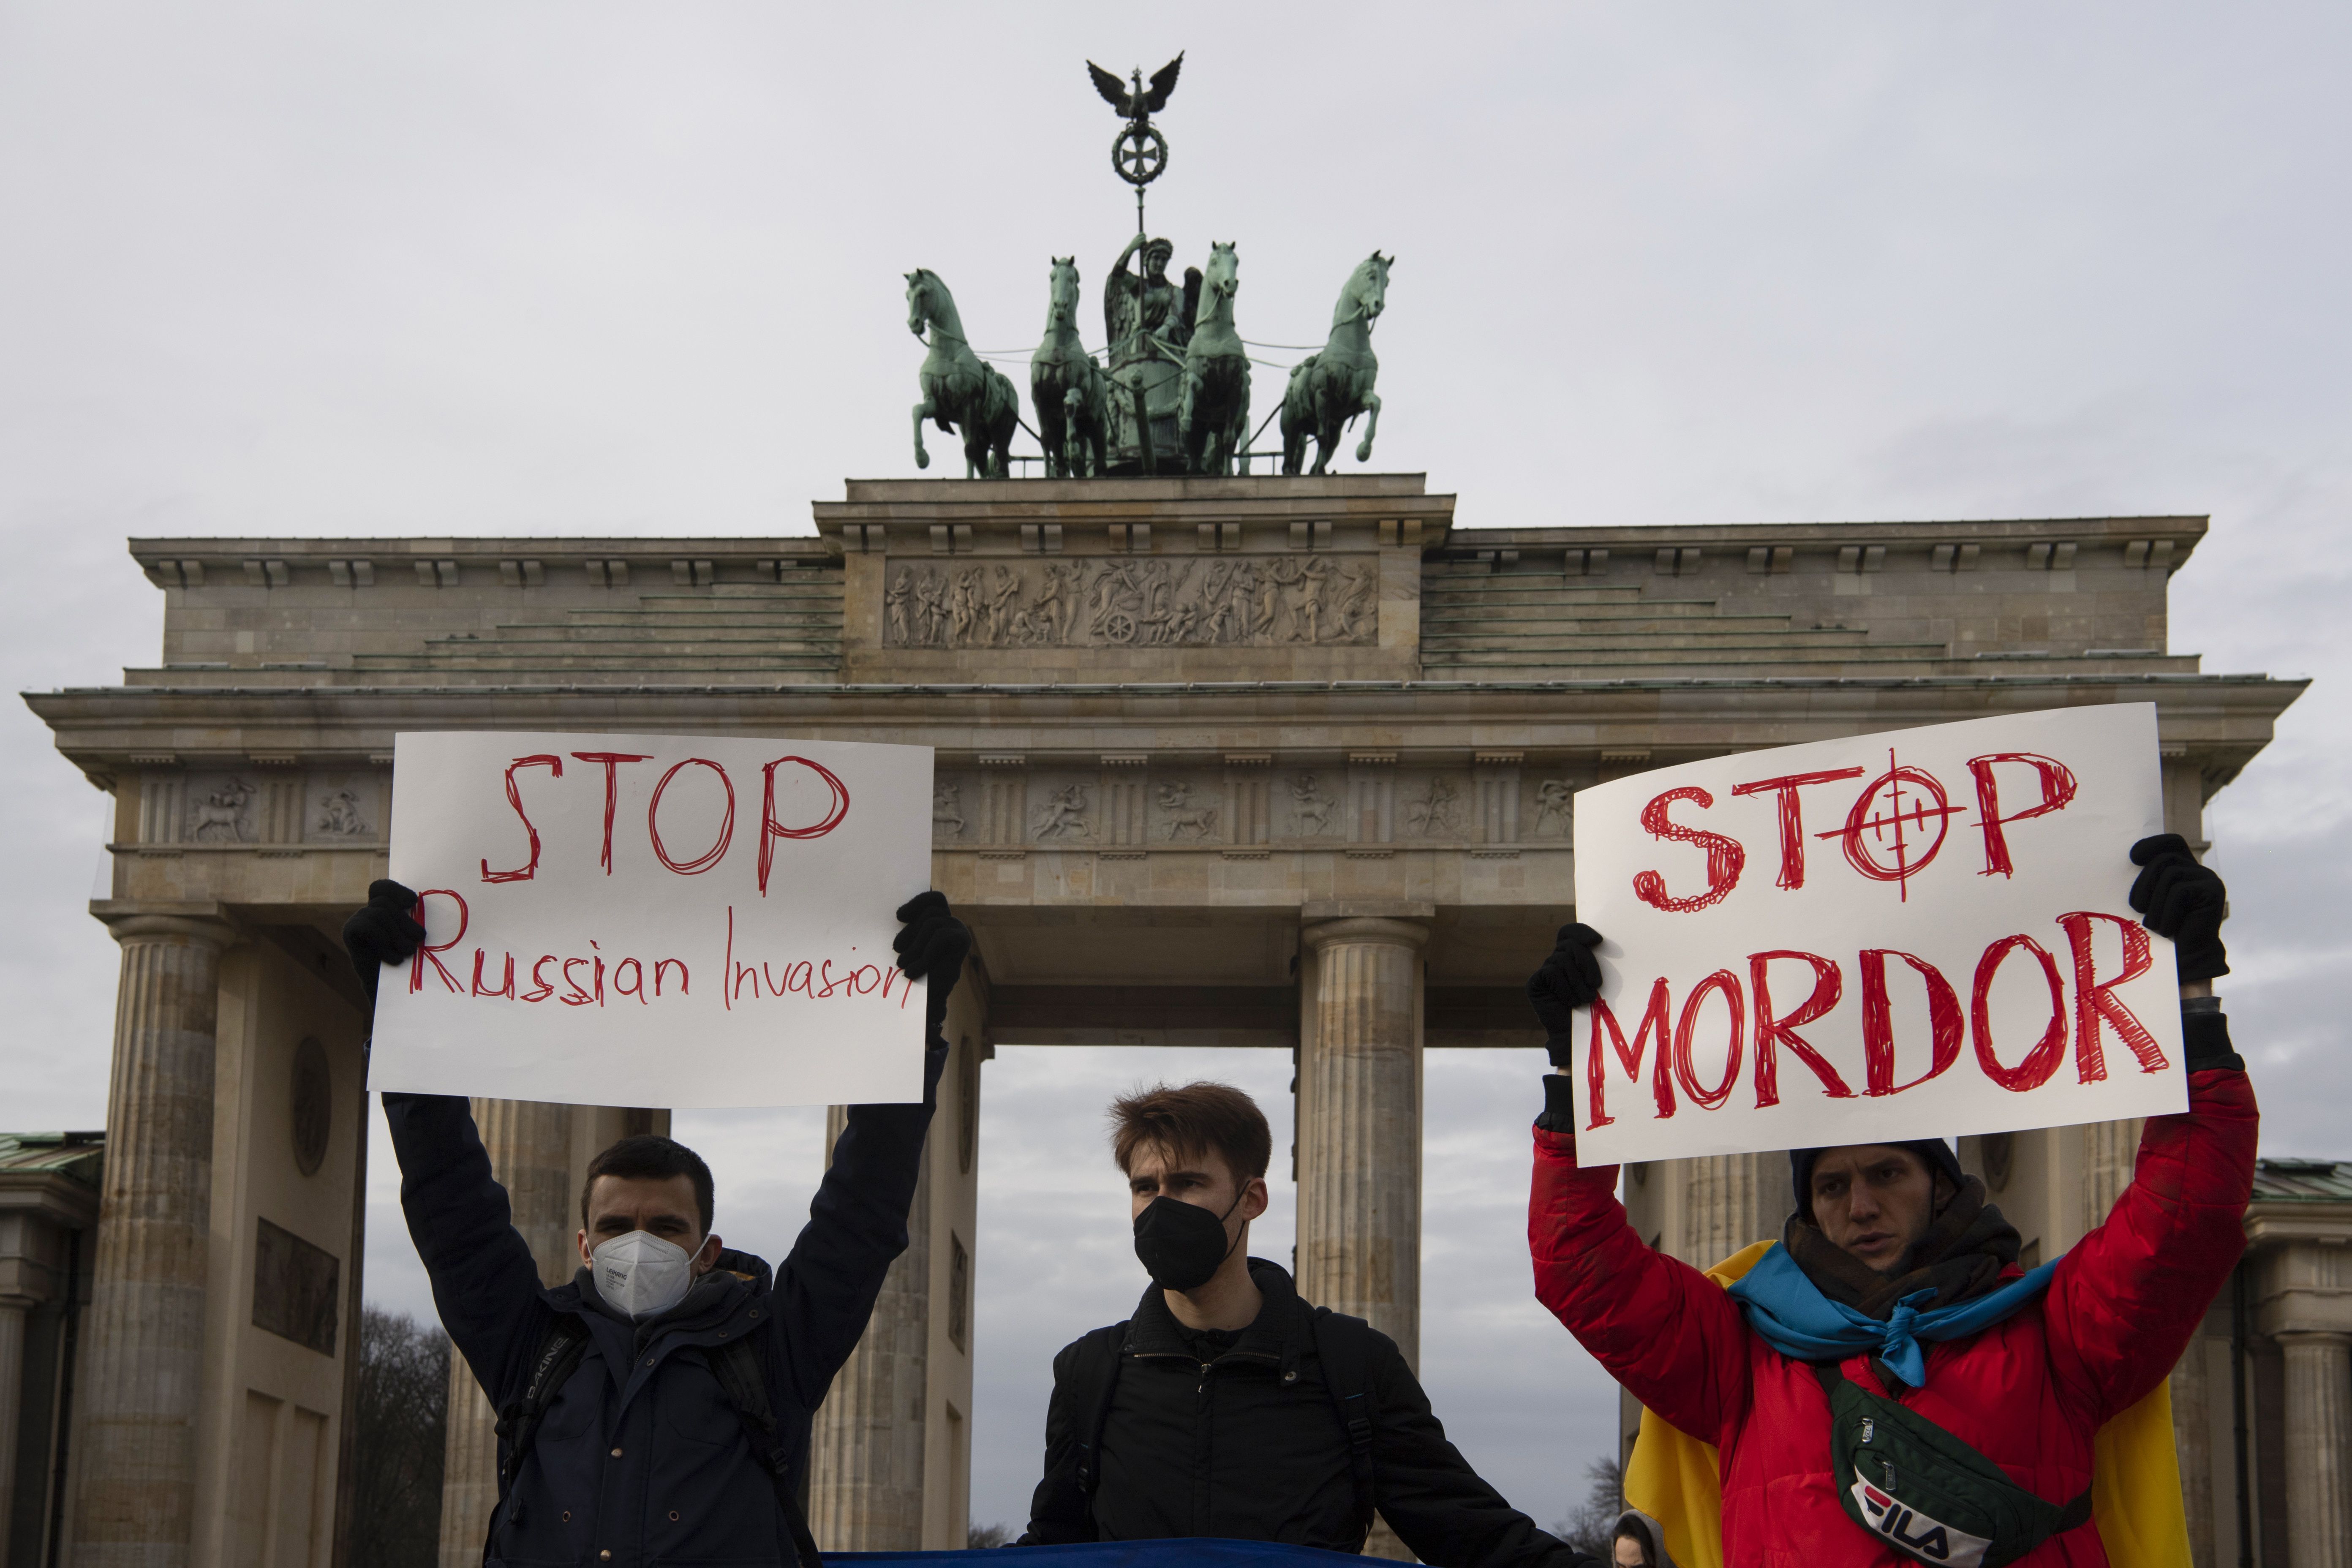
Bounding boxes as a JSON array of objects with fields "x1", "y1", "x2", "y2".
[{"x1": 1087, "y1": 53, "x2": 1183, "y2": 120}]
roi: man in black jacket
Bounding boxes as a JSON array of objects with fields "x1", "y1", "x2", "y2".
[
  {"x1": 344, "y1": 879, "x2": 969, "y2": 1568},
  {"x1": 1021, "y1": 1081, "x2": 1593, "y2": 1568}
]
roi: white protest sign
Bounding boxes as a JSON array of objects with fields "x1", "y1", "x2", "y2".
[
  {"x1": 369, "y1": 731, "x2": 934, "y2": 1109},
  {"x1": 1571, "y1": 703, "x2": 2184, "y2": 1163}
]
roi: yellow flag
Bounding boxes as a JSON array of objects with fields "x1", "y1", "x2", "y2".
[{"x1": 1620, "y1": 1241, "x2": 2190, "y2": 1568}]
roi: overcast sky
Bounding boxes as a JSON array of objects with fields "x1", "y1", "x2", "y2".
[{"x1": 4, "y1": 0, "x2": 2347, "y2": 1536}]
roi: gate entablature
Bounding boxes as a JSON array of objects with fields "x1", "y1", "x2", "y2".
[{"x1": 814, "y1": 474, "x2": 1451, "y2": 685}]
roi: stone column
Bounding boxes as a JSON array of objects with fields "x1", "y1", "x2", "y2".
[
  {"x1": 0, "y1": 1297, "x2": 26, "y2": 1554},
  {"x1": 2170, "y1": 1339, "x2": 2216, "y2": 1568},
  {"x1": 1299, "y1": 916, "x2": 1428, "y2": 1563},
  {"x1": 435, "y1": 1100, "x2": 576, "y2": 1568},
  {"x1": 1682, "y1": 1153, "x2": 1794, "y2": 1268},
  {"x1": 1298, "y1": 916, "x2": 1428, "y2": 1361},
  {"x1": 2078, "y1": 1117, "x2": 2143, "y2": 1236},
  {"x1": 70, "y1": 912, "x2": 234, "y2": 1568},
  {"x1": 809, "y1": 1109, "x2": 932, "y2": 1550},
  {"x1": 2279, "y1": 1331, "x2": 2352, "y2": 1568}
]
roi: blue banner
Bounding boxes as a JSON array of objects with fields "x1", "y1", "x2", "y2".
[{"x1": 833, "y1": 1541, "x2": 1374, "y2": 1568}]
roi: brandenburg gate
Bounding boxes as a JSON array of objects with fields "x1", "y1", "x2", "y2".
[{"x1": 20, "y1": 475, "x2": 2306, "y2": 1567}]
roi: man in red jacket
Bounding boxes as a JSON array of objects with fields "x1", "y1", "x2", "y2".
[{"x1": 1525, "y1": 836, "x2": 2258, "y2": 1568}]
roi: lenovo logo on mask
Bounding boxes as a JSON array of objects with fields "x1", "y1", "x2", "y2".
[{"x1": 1851, "y1": 1479, "x2": 1991, "y2": 1568}]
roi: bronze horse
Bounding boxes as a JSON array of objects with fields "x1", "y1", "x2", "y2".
[
  {"x1": 906, "y1": 268, "x2": 1018, "y2": 479},
  {"x1": 1030, "y1": 257, "x2": 1111, "y2": 478},
  {"x1": 1281, "y1": 251, "x2": 1391, "y2": 475},
  {"x1": 1178, "y1": 241, "x2": 1250, "y2": 476}
]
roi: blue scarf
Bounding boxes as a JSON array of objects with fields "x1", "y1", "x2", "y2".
[{"x1": 1726, "y1": 1241, "x2": 2059, "y2": 1386}]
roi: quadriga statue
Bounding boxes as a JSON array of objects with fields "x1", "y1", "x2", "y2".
[
  {"x1": 1281, "y1": 251, "x2": 1391, "y2": 475},
  {"x1": 905, "y1": 268, "x2": 1018, "y2": 479},
  {"x1": 1031, "y1": 257, "x2": 1111, "y2": 478}
]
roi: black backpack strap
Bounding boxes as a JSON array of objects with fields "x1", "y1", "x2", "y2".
[
  {"x1": 486, "y1": 1315, "x2": 593, "y2": 1561},
  {"x1": 708, "y1": 1335, "x2": 824, "y2": 1568},
  {"x1": 1307, "y1": 1307, "x2": 1379, "y2": 1544},
  {"x1": 1068, "y1": 1323, "x2": 1129, "y2": 1498}
]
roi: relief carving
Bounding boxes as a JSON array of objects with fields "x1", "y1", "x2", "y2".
[
  {"x1": 1534, "y1": 780, "x2": 1573, "y2": 836},
  {"x1": 1290, "y1": 773, "x2": 1338, "y2": 836},
  {"x1": 933, "y1": 780, "x2": 967, "y2": 838},
  {"x1": 1032, "y1": 783, "x2": 1092, "y2": 840},
  {"x1": 313, "y1": 789, "x2": 372, "y2": 839},
  {"x1": 1157, "y1": 780, "x2": 1220, "y2": 841},
  {"x1": 886, "y1": 556, "x2": 1376, "y2": 648},
  {"x1": 187, "y1": 778, "x2": 258, "y2": 843},
  {"x1": 1405, "y1": 776, "x2": 1461, "y2": 837}
]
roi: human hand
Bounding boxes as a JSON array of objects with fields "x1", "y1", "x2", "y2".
[
  {"x1": 893, "y1": 891, "x2": 973, "y2": 1036},
  {"x1": 1526, "y1": 922, "x2": 1604, "y2": 1068},
  {"x1": 342, "y1": 879, "x2": 425, "y2": 1012},
  {"x1": 2129, "y1": 834, "x2": 2229, "y2": 983}
]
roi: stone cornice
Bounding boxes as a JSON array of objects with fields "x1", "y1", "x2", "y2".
[
  {"x1": 2246, "y1": 1204, "x2": 2352, "y2": 1247},
  {"x1": 27, "y1": 671, "x2": 2306, "y2": 703},
  {"x1": 25, "y1": 674, "x2": 2305, "y2": 749},
  {"x1": 1448, "y1": 512, "x2": 2209, "y2": 560},
  {"x1": 26, "y1": 673, "x2": 2303, "y2": 804}
]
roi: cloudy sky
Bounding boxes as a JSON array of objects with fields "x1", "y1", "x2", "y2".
[{"x1": 3, "y1": 0, "x2": 2347, "y2": 1536}]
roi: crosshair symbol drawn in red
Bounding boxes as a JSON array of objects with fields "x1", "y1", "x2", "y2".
[{"x1": 1814, "y1": 749, "x2": 1968, "y2": 901}]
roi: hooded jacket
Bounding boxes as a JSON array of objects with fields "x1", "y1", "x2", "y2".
[
  {"x1": 1612, "y1": 1509, "x2": 1676, "y2": 1568},
  {"x1": 1528, "y1": 1066, "x2": 2257, "y2": 1568},
  {"x1": 383, "y1": 1042, "x2": 940, "y2": 1568},
  {"x1": 1023, "y1": 1258, "x2": 1586, "y2": 1568}
]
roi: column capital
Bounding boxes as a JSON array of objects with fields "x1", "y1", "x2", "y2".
[
  {"x1": 1301, "y1": 914, "x2": 1431, "y2": 952},
  {"x1": 93, "y1": 903, "x2": 236, "y2": 950},
  {"x1": 2275, "y1": 1328, "x2": 2352, "y2": 1348}
]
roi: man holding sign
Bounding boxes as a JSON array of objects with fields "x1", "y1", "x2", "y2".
[
  {"x1": 1524, "y1": 705, "x2": 2257, "y2": 1568},
  {"x1": 346, "y1": 879, "x2": 971, "y2": 1568}
]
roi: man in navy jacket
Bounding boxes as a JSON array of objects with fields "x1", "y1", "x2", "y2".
[{"x1": 346, "y1": 881, "x2": 969, "y2": 1568}]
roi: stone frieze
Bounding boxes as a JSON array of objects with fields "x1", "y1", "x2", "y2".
[{"x1": 883, "y1": 556, "x2": 1377, "y2": 648}]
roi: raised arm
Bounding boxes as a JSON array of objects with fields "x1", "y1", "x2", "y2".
[
  {"x1": 347, "y1": 879, "x2": 558, "y2": 1404},
  {"x1": 1525, "y1": 923, "x2": 1752, "y2": 1444},
  {"x1": 2044, "y1": 834, "x2": 2258, "y2": 1421},
  {"x1": 381, "y1": 1091, "x2": 557, "y2": 1405},
  {"x1": 765, "y1": 893, "x2": 971, "y2": 1412},
  {"x1": 2046, "y1": 1054, "x2": 2257, "y2": 1424},
  {"x1": 1530, "y1": 1083, "x2": 1753, "y2": 1444}
]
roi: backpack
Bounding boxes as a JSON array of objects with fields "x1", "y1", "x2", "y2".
[
  {"x1": 491, "y1": 1315, "x2": 824, "y2": 1568},
  {"x1": 1064, "y1": 1303, "x2": 1382, "y2": 1545},
  {"x1": 1814, "y1": 1361, "x2": 2091, "y2": 1568}
]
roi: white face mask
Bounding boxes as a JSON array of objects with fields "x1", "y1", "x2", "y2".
[{"x1": 591, "y1": 1230, "x2": 695, "y2": 1321}]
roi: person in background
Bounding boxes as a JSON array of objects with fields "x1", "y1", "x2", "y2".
[{"x1": 1611, "y1": 1509, "x2": 1673, "y2": 1568}]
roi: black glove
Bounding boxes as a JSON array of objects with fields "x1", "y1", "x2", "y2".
[
  {"x1": 2129, "y1": 834, "x2": 2229, "y2": 982},
  {"x1": 1526, "y1": 922, "x2": 1604, "y2": 1069},
  {"x1": 893, "y1": 891, "x2": 972, "y2": 1038},
  {"x1": 342, "y1": 879, "x2": 426, "y2": 1014}
]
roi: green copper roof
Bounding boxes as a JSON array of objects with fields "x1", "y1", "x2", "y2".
[
  {"x1": 0, "y1": 1132, "x2": 104, "y2": 1183},
  {"x1": 2250, "y1": 1156, "x2": 2352, "y2": 1203}
]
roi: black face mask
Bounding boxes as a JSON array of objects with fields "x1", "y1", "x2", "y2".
[{"x1": 1132, "y1": 1190, "x2": 1246, "y2": 1293}]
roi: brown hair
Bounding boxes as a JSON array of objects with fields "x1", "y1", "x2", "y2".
[
  {"x1": 580, "y1": 1135, "x2": 715, "y2": 1234},
  {"x1": 1110, "y1": 1081, "x2": 1272, "y2": 1184}
]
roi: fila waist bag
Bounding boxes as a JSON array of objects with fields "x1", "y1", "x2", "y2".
[{"x1": 1813, "y1": 1362, "x2": 2090, "y2": 1568}]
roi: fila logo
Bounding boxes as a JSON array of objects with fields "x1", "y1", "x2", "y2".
[{"x1": 1850, "y1": 1479, "x2": 1993, "y2": 1568}]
